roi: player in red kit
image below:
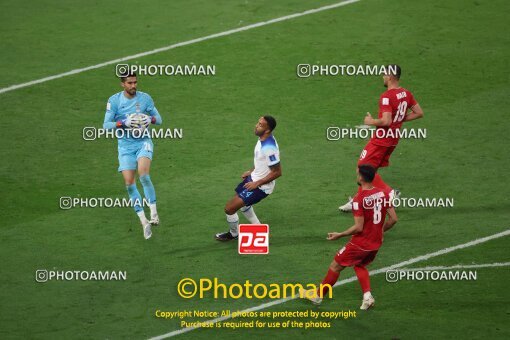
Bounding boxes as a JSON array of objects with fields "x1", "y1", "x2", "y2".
[
  {"x1": 339, "y1": 65, "x2": 424, "y2": 212},
  {"x1": 302, "y1": 165, "x2": 398, "y2": 309}
]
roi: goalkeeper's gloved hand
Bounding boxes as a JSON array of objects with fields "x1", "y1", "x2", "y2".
[
  {"x1": 116, "y1": 115, "x2": 135, "y2": 128},
  {"x1": 141, "y1": 115, "x2": 152, "y2": 129}
]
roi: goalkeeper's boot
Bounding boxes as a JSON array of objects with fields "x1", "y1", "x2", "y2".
[
  {"x1": 339, "y1": 196, "x2": 353, "y2": 212},
  {"x1": 299, "y1": 288, "x2": 322, "y2": 305},
  {"x1": 360, "y1": 294, "x2": 375, "y2": 310},
  {"x1": 143, "y1": 223, "x2": 152, "y2": 240},
  {"x1": 214, "y1": 231, "x2": 237, "y2": 241}
]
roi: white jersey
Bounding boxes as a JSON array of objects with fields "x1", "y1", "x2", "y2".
[{"x1": 251, "y1": 135, "x2": 280, "y2": 194}]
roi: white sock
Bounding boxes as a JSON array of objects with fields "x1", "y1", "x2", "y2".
[
  {"x1": 363, "y1": 291, "x2": 373, "y2": 300},
  {"x1": 226, "y1": 213, "x2": 239, "y2": 237},
  {"x1": 149, "y1": 203, "x2": 158, "y2": 218},
  {"x1": 240, "y1": 206, "x2": 260, "y2": 224},
  {"x1": 137, "y1": 211, "x2": 149, "y2": 225}
]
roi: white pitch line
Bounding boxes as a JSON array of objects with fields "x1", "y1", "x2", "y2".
[
  {"x1": 0, "y1": 0, "x2": 361, "y2": 95},
  {"x1": 400, "y1": 262, "x2": 510, "y2": 271},
  {"x1": 148, "y1": 228, "x2": 510, "y2": 339}
]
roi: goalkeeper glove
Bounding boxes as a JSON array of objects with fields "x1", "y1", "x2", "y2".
[
  {"x1": 117, "y1": 115, "x2": 142, "y2": 128},
  {"x1": 141, "y1": 115, "x2": 152, "y2": 129},
  {"x1": 117, "y1": 115, "x2": 134, "y2": 128}
]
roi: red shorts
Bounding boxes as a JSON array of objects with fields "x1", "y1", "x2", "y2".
[
  {"x1": 357, "y1": 141, "x2": 396, "y2": 168},
  {"x1": 334, "y1": 242, "x2": 378, "y2": 267}
]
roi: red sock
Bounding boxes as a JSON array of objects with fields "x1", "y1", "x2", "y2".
[
  {"x1": 372, "y1": 173, "x2": 392, "y2": 192},
  {"x1": 317, "y1": 269, "x2": 340, "y2": 297},
  {"x1": 354, "y1": 265, "x2": 371, "y2": 293}
]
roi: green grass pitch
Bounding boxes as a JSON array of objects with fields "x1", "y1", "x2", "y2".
[{"x1": 1, "y1": 0, "x2": 509, "y2": 339}]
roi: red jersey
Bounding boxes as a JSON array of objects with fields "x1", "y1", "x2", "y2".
[
  {"x1": 370, "y1": 87, "x2": 417, "y2": 147},
  {"x1": 350, "y1": 187, "x2": 391, "y2": 251}
]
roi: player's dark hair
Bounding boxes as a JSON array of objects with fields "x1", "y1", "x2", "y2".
[
  {"x1": 120, "y1": 71, "x2": 137, "y2": 82},
  {"x1": 263, "y1": 115, "x2": 277, "y2": 131},
  {"x1": 386, "y1": 64, "x2": 401, "y2": 79},
  {"x1": 358, "y1": 164, "x2": 376, "y2": 183}
]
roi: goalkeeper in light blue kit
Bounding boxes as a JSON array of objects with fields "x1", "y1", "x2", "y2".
[{"x1": 103, "y1": 71, "x2": 162, "y2": 239}]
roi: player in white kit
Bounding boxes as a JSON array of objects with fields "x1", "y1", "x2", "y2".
[{"x1": 215, "y1": 116, "x2": 282, "y2": 241}]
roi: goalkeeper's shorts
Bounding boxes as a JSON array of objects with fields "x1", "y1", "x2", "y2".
[{"x1": 118, "y1": 140, "x2": 154, "y2": 172}]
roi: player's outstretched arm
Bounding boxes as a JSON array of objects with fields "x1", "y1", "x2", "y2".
[
  {"x1": 404, "y1": 103, "x2": 424, "y2": 121},
  {"x1": 327, "y1": 216, "x2": 364, "y2": 240},
  {"x1": 383, "y1": 207, "x2": 398, "y2": 232}
]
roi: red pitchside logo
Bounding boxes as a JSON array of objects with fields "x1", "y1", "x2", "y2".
[{"x1": 238, "y1": 224, "x2": 269, "y2": 254}]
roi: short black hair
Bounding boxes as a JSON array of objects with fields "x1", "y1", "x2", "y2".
[
  {"x1": 386, "y1": 64, "x2": 401, "y2": 79},
  {"x1": 120, "y1": 71, "x2": 137, "y2": 82},
  {"x1": 358, "y1": 164, "x2": 376, "y2": 183},
  {"x1": 263, "y1": 115, "x2": 277, "y2": 131}
]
